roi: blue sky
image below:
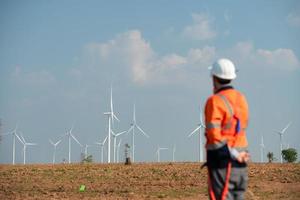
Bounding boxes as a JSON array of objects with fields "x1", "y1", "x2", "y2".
[{"x1": 1, "y1": 0, "x2": 300, "y2": 164}]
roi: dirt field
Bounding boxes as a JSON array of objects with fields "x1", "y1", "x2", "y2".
[{"x1": 0, "y1": 162, "x2": 299, "y2": 200}]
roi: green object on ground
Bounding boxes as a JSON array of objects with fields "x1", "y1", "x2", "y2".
[{"x1": 79, "y1": 185, "x2": 86, "y2": 192}]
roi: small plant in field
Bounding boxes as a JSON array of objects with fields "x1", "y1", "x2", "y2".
[{"x1": 282, "y1": 148, "x2": 297, "y2": 163}]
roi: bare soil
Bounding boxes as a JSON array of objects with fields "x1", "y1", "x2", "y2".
[{"x1": 0, "y1": 163, "x2": 299, "y2": 199}]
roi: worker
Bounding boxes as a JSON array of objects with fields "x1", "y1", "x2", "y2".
[{"x1": 204, "y1": 58, "x2": 250, "y2": 200}]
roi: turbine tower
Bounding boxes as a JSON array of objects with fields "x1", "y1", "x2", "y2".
[
  {"x1": 104, "y1": 86, "x2": 120, "y2": 163},
  {"x1": 172, "y1": 144, "x2": 176, "y2": 162},
  {"x1": 156, "y1": 146, "x2": 168, "y2": 162},
  {"x1": 0, "y1": 125, "x2": 22, "y2": 165},
  {"x1": 117, "y1": 138, "x2": 122, "y2": 163},
  {"x1": 188, "y1": 108, "x2": 205, "y2": 162},
  {"x1": 49, "y1": 139, "x2": 62, "y2": 164},
  {"x1": 127, "y1": 104, "x2": 149, "y2": 162},
  {"x1": 260, "y1": 135, "x2": 265, "y2": 163},
  {"x1": 95, "y1": 136, "x2": 108, "y2": 163},
  {"x1": 84, "y1": 144, "x2": 92, "y2": 159},
  {"x1": 18, "y1": 133, "x2": 37, "y2": 164},
  {"x1": 62, "y1": 126, "x2": 82, "y2": 164},
  {"x1": 111, "y1": 130, "x2": 126, "y2": 163},
  {"x1": 274, "y1": 122, "x2": 292, "y2": 163}
]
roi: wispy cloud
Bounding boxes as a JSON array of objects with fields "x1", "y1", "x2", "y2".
[
  {"x1": 287, "y1": 12, "x2": 300, "y2": 27},
  {"x1": 12, "y1": 66, "x2": 57, "y2": 87},
  {"x1": 183, "y1": 13, "x2": 217, "y2": 41},
  {"x1": 230, "y1": 41, "x2": 300, "y2": 71}
]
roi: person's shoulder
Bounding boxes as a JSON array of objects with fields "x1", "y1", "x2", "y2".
[{"x1": 205, "y1": 93, "x2": 222, "y2": 105}]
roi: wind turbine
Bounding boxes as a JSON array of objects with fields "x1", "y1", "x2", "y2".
[
  {"x1": 156, "y1": 146, "x2": 168, "y2": 162},
  {"x1": 127, "y1": 104, "x2": 149, "y2": 162},
  {"x1": 95, "y1": 136, "x2": 108, "y2": 163},
  {"x1": 172, "y1": 144, "x2": 176, "y2": 162},
  {"x1": 62, "y1": 126, "x2": 82, "y2": 164},
  {"x1": 111, "y1": 130, "x2": 126, "y2": 163},
  {"x1": 0, "y1": 125, "x2": 23, "y2": 165},
  {"x1": 117, "y1": 138, "x2": 122, "y2": 163},
  {"x1": 49, "y1": 139, "x2": 62, "y2": 164},
  {"x1": 260, "y1": 135, "x2": 265, "y2": 163},
  {"x1": 104, "y1": 86, "x2": 120, "y2": 163},
  {"x1": 188, "y1": 108, "x2": 205, "y2": 162},
  {"x1": 274, "y1": 122, "x2": 292, "y2": 163},
  {"x1": 18, "y1": 133, "x2": 37, "y2": 164}
]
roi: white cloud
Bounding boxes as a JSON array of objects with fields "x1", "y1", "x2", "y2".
[
  {"x1": 287, "y1": 13, "x2": 300, "y2": 27},
  {"x1": 83, "y1": 30, "x2": 217, "y2": 85},
  {"x1": 183, "y1": 13, "x2": 217, "y2": 40},
  {"x1": 256, "y1": 48, "x2": 300, "y2": 70},
  {"x1": 187, "y1": 46, "x2": 216, "y2": 66},
  {"x1": 230, "y1": 41, "x2": 300, "y2": 71}
]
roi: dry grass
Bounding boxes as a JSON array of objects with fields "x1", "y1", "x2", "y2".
[{"x1": 0, "y1": 162, "x2": 299, "y2": 199}]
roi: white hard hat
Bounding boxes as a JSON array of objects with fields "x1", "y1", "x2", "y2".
[{"x1": 209, "y1": 58, "x2": 237, "y2": 80}]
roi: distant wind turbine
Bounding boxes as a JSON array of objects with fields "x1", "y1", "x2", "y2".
[
  {"x1": 95, "y1": 136, "x2": 108, "y2": 163},
  {"x1": 0, "y1": 124, "x2": 22, "y2": 165},
  {"x1": 62, "y1": 126, "x2": 83, "y2": 164},
  {"x1": 127, "y1": 104, "x2": 149, "y2": 162},
  {"x1": 104, "y1": 86, "x2": 120, "y2": 163},
  {"x1": 49, "y1": 138, "x2": 62, "y2": 164},
  {"x1": 156, "y1": 146, "x2": 168, "y2": 162},
  {"x1": 188, "y1": 108, "x2": 205, "y2": 162},
  {"x1": 18, "y1": 132, "x2": 37, "y2": 164},
  {"x1": 111, "y1": 130, "x2": 126, "y2": 163},
  {"x1": 260, "y1": 135, "x2": 265, "y2": 163},
  {"x1": 274, "y1": 122, "x2": 292, "y2": 163}
]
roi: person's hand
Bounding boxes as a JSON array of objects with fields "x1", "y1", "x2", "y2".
[{"x1": 237, "y1": 151, "x2": 250, "y2": 163}]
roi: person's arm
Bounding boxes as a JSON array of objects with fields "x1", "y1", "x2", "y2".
[{"x1": 205, "y1": 96, "x2": 227, "y2": 150}]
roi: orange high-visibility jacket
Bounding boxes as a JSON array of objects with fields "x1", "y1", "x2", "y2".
[{"x1": 205, "y1": 86, "x2": 249, "y2": 151}]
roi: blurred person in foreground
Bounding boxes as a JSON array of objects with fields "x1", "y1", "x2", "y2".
[{"x1": 204, "y1": 58, "x2": 250, "y2": 200}]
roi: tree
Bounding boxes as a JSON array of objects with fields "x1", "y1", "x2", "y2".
[
  {"x1": 282, "y1": 148, "x2": 297, "y2": 163},
  {"x1": 267, "y1": 152, "x2": 275, "y2": 163}
]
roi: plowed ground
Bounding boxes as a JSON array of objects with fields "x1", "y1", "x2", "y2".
[{"x1": 0, "y1": 163, "x2": 299, "y2": 199}]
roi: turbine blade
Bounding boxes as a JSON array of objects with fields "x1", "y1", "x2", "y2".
[
  {"x1": 111, "y1": 130, "x2": 116, "y2": 136},
  {"x1": 71, "y1": 134, "x2": 82, "y2": 147},
  {"x1": 49, "y1": 139, "x2": 54, "y2": 145},
  {"x1": 116, "y1": 131, "x2": 126, "y2": 137},
  {"x1": 133, "y1": 104, "x2": 136, "y2": 123},
  {"x1": 188, "y1": 126, "x2": 200, "y2": 137},
  {"x1": 281, "y1": 121, "x2": 292, "y2": 133},
  {"x1": 15, "y1": 134, "x2": 24, "y2": 144},
  {"x1": 136, "y1": 125, "x2": 149, "y2": 138},
  {"x1": 103, "y1": 136, "x2": 108, "y2": 144},
  {"x1": 27, "y1": 143, "x2": 37, "y2": 146},
  {"x1": 19, "y1": 132, "x2": 26, "y2": 143},
  {"x1": 117, "y1": 138, "x2": 122, "y2": 147},
  {"x1": 199, "y1": 107, "x2": 204, "y2": 124},
  {"x1": 55, "y1": 140, "x2": 62, "y2": 146},
  {"x1": 113, "y1": 113, "x2": 120, "y2": 122},
  {"x1": 127, "y1": 126, "x2": 134, "y2": 135}
]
